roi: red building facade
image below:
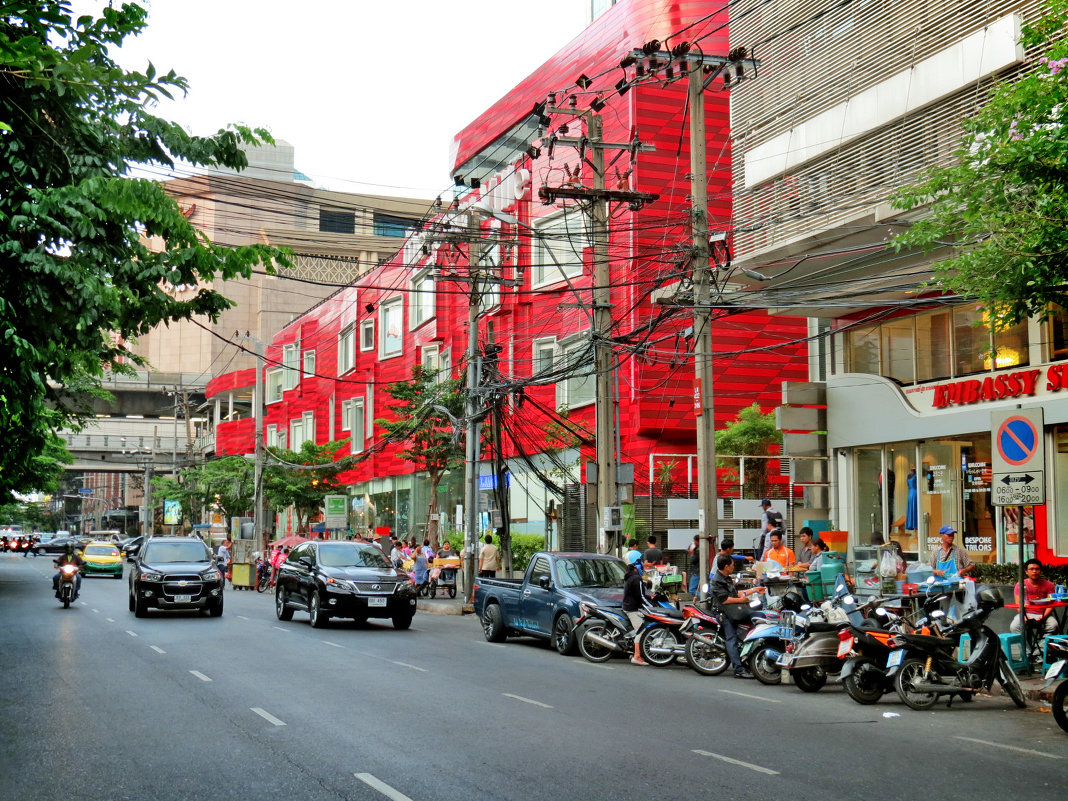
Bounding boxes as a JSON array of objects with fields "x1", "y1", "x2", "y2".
[{"x1": 208, "y1": 0, "x2": 809, "y2": 539}]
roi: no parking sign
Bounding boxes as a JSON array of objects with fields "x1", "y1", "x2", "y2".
[{"x1": 991, "y1": 409, "x2": 1045, "y2": 506}]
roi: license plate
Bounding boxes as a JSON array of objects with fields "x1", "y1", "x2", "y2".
[
  {"x1": 777, "y1": 655, "x2": 794, "y2": 668},
  {"x1": 1045, "y1": 659, "x2": 1066, "y2": 680},
  {"x1": 837, "y1": 637, "x2": 854, "y2": 658},
  {"x1": 368, "y1": 597, "x2": 388, "y2": 607},
  {"x1": 174, "y1": 594, "x2": 192, "y2": 603},
  {"x1": 887, "y1": 649, "x2": 905, "y2": 668}
]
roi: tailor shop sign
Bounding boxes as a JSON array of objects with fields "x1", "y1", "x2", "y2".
[{"x1": 904, "y1": 362, "x2": 1068, "y2": 411}]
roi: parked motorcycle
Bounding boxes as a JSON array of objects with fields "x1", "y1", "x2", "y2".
[
  {"x1": 1042, "y1": 638, "x2": 1068, "y2": 733},
  {"x1": 887, "y1": 585, "x2": 1027, "y2": 710},
  {"x1": 740, "y1": 589, "x2": 809, "y2": 684},
  {"x1": 56, "y1": 563, "x2": 79, "y2": 608},
  {"x1": 778, "y1": 578, "x2": 865, "y2": 692},
  {"x1": 575, "y1": 590, "x2": 679, "y2": 663}
]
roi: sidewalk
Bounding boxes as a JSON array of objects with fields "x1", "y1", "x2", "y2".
[{"x1": 416, "y1": 597, "x2": 471, "y2": 616}]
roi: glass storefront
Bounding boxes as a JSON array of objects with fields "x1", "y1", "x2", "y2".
[{"x1": 853, "y1": 436, "x2": 998, "y2": 563}]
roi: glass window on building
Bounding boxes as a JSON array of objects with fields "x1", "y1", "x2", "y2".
[
  {"x1": 953, "y1": 306, "x2": 989, "y2": 376},
  {"x1": 1054, "y1": 426, "x2": 1068, "y2": 557},
  {"x1": 990, "y1": 315, "x2": 1029, "y2": 370},
  {"x1": 320, "y1": 208, "x2": 355, "y2": 235},
  {"x1": 881, "y1": 319, "x2": 915, "y2": 383},
  {"x1": 885, "y1": 442, "x2": 919, "y2": 557},
  {"x1": 915, "y1": 311, "x2": 951, "y2": 382},
  {"x1": 1049, "y1": 306, "x2": 1068, "y2": 361},
  {"x1": 848, "y1": 326, "x2": 880, "y2": 374}
]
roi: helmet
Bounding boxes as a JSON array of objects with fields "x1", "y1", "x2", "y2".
[
  {"x1": 975, "y1": 585, "x2": 1004, "y2": 612},
  {"x1": 780, "y1": 590, "x2": 806, "y2": 612}
]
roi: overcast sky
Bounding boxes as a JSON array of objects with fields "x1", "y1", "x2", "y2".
[{"x1": 90, "y1": 0, "x2": 589, "y2": 197}]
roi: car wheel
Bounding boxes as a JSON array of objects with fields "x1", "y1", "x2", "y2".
[
  {"x1": 128, "y1": 590, "x2": 135, "y2": 612},
  {"x1": 481, "y1": 603, "x2": 507, "y2": 642},
  {"x1": 309, "y1": 591, "x2": 329, "y2": 628},
  {"x1": 275, "y1": 587, "x2": 294, "y2": 621},
  {"x1": 134, "y1": 594, "x2": 148, "y2": 618},
  {"x1": 114, "y1": 571, "x2": 122, "y2": 580},
  {"x1": 392, "y1": 613, "x2": 414, "y2": 630},
  {"x1": 553, "y1": 614, "x2": 576, "y2": 655},
  {"x1": 209, "y1": 596, "x2": 224, "y2": 617}
]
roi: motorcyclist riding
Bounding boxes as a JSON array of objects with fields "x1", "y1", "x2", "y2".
[{"x1": 52, "y1": 545, "x2": 84, "y2": 598}]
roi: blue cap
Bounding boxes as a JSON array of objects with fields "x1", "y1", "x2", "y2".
[{"x1": 938, "y1": 525, "x2": 956, "y2": 536}]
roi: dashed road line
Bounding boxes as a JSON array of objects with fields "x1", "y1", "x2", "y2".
[
  {"x1": 250, "y1": 707, "x2": 286, "y2": 726},
  {"x1": 190, "y1": 671, "x2": 212, "y2": 682},
  {"x1": 502, "y1": 693, "x2": 553, "y2": 709},
  {"x1": 125, "y1": 630, "x2": 138, "y2": 637},
  {"x1": 955, "y1": 736, "x2": 1061, "y2": 759},
  {"x1": 719, "y1": 688, "x2": 781, "y2": 703},
  {"x1": 92, "y1": 608, "x2": 100, "y2": 613},
  {"x1": 106, "y1": 618, "x2": 115, "y2": 623},
  {"x1": 237, "y1": 615, "x2": 249, "y2": 620},
  {"x1": 271, "y1": 626, "x2": 289, "y2": 632},
  {"x1": 390, "y1": 660, "x2": 427, "y2": 672},
  {"x1": 149, "y1": 645, "x2": 166, "y2": 654},
  {"x1": 693, "y1": 750, "x2": 780, "y2": 775},
  {"x1": 354, "y1": 773, "x2": 413, "y2": 801},
  {"x1": 322, "y1": 640, "x2": 344, "y2": 648}
]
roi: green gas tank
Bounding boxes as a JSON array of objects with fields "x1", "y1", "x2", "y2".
[{"x1": 819, "y1": 553, "x2": 846, "y2": 587}]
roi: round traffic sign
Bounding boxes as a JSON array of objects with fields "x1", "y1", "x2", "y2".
[{"x1": 997, "y1": 415, "x2": 1040, "y2": 466}]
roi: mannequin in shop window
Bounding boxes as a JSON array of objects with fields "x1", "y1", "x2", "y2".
[{"x1": 905, "y1": 467, "x2": 918, "y2": 532}]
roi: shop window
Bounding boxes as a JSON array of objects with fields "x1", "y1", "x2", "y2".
[
  {"x1": 915, "y1": 311, "x2": 951, "y2": 382},
  {"x1": 985, "y1": 308, "x2": 1029, "y2": 370}
]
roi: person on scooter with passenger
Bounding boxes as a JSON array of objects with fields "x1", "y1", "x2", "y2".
[
  {"x1": 710, "y1": 554, "x2": 764, "y2": 679},
  {"x1": 52, "y1": 544, "x2": 84, "y2": 598}
]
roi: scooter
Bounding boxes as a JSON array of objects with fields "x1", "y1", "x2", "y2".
[
  {"x1": 739, "y1": 589, "x2": 809, "y2": 684},
  {"x1": 778, "y1": 577, "x2": 866, "y2": 692},
  {"x1": 56, "y1": 563, "x2": 79, "y2": 608},
  {"x1": 574, "y1": 590, "x2": 679, "y2": 663},
  {"x1": 1042, "y1": 638, "x2": 1068, "y2": 732},
  {"x1": 887, "y1": 585, "x2": 1027, "y2": 710}
]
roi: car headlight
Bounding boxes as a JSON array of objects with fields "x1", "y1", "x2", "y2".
[
  {"x1": 323, "y1": 577, "x2": 354, "y2": 592},
  {"x1": 140, "y1": 571, "x2": 162, "y2": 582},
  {"x1": 200, "y1": 569, "x2": 221, "y2": 581}
]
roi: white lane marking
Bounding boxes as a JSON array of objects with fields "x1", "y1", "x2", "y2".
[
  {"x1": 719, "y1": 689, "x2": 781, "y2": 703},
  {"x1": 106, "y1": 618, "x2": 115, "y2": 623},
  {"x1": 92, "y1": 608, "x2": 100, "y2": 613},
  {"x1": 354, "y1": 773, "x2": 414, "y2": 801},
  {"x1": 149, "y1": 645, "x2": 166, "y2": 654},
  {"x1": 190, "y1": 671, "x2": 212, "y2": 682},
  {"x1": 237, "y1": 615, "x2": 249, "y2": 620},
  {"x1": 322, "y1": 641, "x2": 344, "y2": 648},
  {"x1": 125, "y1": 630, "x2": 138, "y2": 637},
  {"x1": 693, "y1": 750, "x2": 780, "y2": 775},
  {"x1": 502, "y1": 693, "x2": 553, "y2": 709},
  {"x1": 481, "y1": 642, "x2": 507, "y2": 649},
  {"x1": 250, "y1": 707, "x2": 286, "y2": 727},
  {"x1": 272, "y1": 626, "x2": 289, "y2": 632},
  {"x1": 579, "y1": 661, "x2": 615, "y2": 670},
  {"x1": 390, "y1": 660, "x2": 427, "y2": 672},
  {"x1": 955, "y1": 736, "x2": 1062, "y2": 760}
]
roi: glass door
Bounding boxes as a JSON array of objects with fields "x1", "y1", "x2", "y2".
[
  {"x1": 918, "y1": 441, "x2": 962, "y2": 561},
  {"x1": 855, "y1": 448, "x2": 885, "y2": 547}
]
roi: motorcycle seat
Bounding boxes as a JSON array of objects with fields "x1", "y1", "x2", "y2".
[
  {"x1": 647, "y1": 606, "x2": 684, "y2": 620},
  {"x1": 807, "y1": 622, "x2": 841, "y2": 633},
  {"x1": 899, "y1": 632, "x2": 954, "y2": 649}
]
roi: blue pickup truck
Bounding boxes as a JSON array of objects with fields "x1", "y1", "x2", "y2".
[{"x1": 473, "y1": 551, "x2": 626, "y2": 655}]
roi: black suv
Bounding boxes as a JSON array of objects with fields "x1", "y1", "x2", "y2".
[
  {"x1": 275, "y1": 541, "x2": 417, "y2": 629},
  {"x1": 129, "y1": 537, "x2": 224, "y2": 617}
]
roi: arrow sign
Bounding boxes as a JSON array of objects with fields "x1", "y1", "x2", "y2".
[{"x1": 1000, "y1": 474, "x2": 1035, "y2": 485}]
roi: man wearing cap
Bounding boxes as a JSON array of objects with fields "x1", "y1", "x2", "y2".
[
  {"x1": 930, "y1": 525, "x2": 974, "y2": 578},
  {"x1": 756, "y1": 499, "x2": 783, "y2": 558}
]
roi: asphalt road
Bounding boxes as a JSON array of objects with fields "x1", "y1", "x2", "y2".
[{"x1": 1, "y1": 553, "x2": 1065, "y2": 801}]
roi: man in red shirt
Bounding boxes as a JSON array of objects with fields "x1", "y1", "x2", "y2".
[{"x1": 1011, "y1": 558, "x2": 1058, "y2": 635}]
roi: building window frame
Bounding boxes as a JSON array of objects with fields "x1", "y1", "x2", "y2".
[
  {"x1": 266, "y1": 368, "x2": 284, "y2": 404},
  {"x1": 380, "y1": 297, "x2": 403, "y2": 359},
  {"x1": 410, "y1": 269, "x2": 436, "y2": 329},
  {"x1": 338, "y1": 325, "x2": 355, "y2": 375},
  {"x1": 533, "y1": 209, "x2": 589, "y2": 287},
  {"x1": 303, "y1": 349, "x2": 316, "y2": 379}
]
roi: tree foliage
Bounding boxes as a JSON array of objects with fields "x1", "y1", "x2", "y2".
[
  {"x1": 891, "y1": 0, "x2": 1068, "y2": 325},
  {"x1": 715, "y1": 403, "x2": 782, "y2": 498},
  {"x1": 151, "y1": 455, "x2": 254, "y2": 529},
  {"x1": 263, "y1": 440, "x2": 350, "y2": 534},
  {"x1": 0, "y1": 2, "x2": 289, "y2": 495},
  {"x1": 376, "y1": 365, "x2": 465, "y2": 545}
]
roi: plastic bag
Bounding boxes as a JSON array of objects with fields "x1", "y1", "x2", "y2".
[{"x1": 879, "y1": 549, "x2": 899, "y2": 578}]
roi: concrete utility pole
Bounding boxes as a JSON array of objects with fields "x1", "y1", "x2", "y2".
[
  {"x1": 463, "y1": 214, "x2": 484, "y2": 602},
  {"x1": 689, "y1": 62, "x2": 718, "y2": 597},
  {"x1": 240, "y1": 335, "x2": 267, "y2": 552}
]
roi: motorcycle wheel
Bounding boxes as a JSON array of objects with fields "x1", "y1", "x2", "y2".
[
  {"x1": 997, "y1": 660, "x2": 1027, "y2": 709},
  {"x1": 748, "y1": 643, "x2": 782, "y2": 685},
  {"x1": 1052, "y1": 681, "x2": 1068, "y2": 733},
  {"x1": 842, "y1": 659, "x2": 884, "y2": 705},
  {"x1": 577, "y1": 621, "x2": 616, "y2": 663},
  {"x1": 894, "y1": 658, "x2": 939, "y2": 711},
  {"x1": 685, "y1": 633, "x2": 729, "y2": 676},
  {"x1": 792, "y1": 665, "x2": 828, "y2": 693},
  {"x1": 639, "y1": 626, "x2": 679, "y2": 667},
  {"x1": 62, "y1": 593, "x2": 70, "y2": 609}
]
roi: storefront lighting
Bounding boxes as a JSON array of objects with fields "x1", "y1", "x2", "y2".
[{"x1": 983, "y1": 349, "x2": 1021, "y2": 371}]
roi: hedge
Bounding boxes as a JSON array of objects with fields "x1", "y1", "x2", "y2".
[
  {"x1": 440, "y1": 533, "x2": 546, "y2": 573},
  {"x1": 972, "y1": 562, "x2": 1068, "y2": 586}
]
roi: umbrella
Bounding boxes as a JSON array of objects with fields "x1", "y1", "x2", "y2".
[{"x1": 269, "y1": 535, "x2": 309, "y2": 548}]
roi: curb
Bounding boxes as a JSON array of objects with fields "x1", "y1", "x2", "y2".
[{"x1": 416, "y1": 599, "x2": 467, "y2": 616}]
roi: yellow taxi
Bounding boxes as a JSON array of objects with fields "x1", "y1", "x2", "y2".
[{"x1": 80, "y1": 541, "x2": 124, "y2": 579}]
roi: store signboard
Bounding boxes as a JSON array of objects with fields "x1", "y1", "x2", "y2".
[
  {"x1": 323, "y1": 495, "x2": 348, "y2": 529},
  {"x1": 990, "y1": 409, "x2": 1045, "y2": 506}
]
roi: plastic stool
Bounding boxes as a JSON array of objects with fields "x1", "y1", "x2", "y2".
[
  {"x1": 998, "y1": 632, "x2": 1028, "y2": 673},
  {"x1": 1042, "y1": 634, "x2": 1068, "y2": 672}
]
